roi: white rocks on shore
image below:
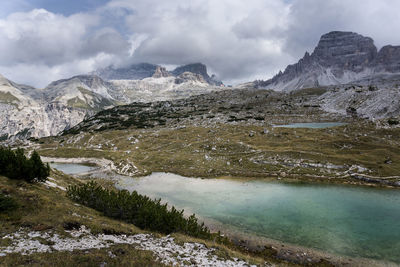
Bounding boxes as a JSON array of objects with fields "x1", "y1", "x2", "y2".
[{"x1": 0, "y1": 226, "x2": 261, "y2": 267}]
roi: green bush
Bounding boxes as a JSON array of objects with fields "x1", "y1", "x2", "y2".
[
  {"x1": 0, "y1": 193, "x2": 18, "y2": 213},
  {"x1": 388, "y1": 118, "x2": 399, "y2": 125},
  {"x1": 67, "y1": 181, "x2": 211, "y2": 239},
  {"x1": 0, "y1": 147, "x2": 50, "y2": 183}
]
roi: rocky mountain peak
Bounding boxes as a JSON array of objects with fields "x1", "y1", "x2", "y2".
[
  {"x1": 257, "y1": 31, "x2": 400, "y2": 91},
  {"x1": 375, "y1": 45, "x2": 400, "y2": 73},
  {"x1": 93, "y1": 63, "x2": 159, "y2": 80},
  {"x1": 174, "y1": 72, "x2": 207, "y2": 84},
  {"x1": 172, "y1": 63, "x2": 223, "y2": 86},
  {"x1": 92, "y1": 62, "x2": 223, "y2": 85},
  {"x1": 0, "y1": 74, "x2": 10, "y2": 86},
  {"x1": 312, "y1": 31, "x2": 377, "y2": 71},
  {"x1": 152, "y1": 66, "x2": 171, "y2": 78},
  {"x1": 46, "y1": 75, "x2": 109, "y2": 92},
  {"x1": 172, "y1": 63, "x2": 209, "y2": 79}
]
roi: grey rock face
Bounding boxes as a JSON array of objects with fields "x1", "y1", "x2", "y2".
[
  {"x1": 94, "y1": 62, "x2": 223, "y2": 86},
  {"x1": 0, "y1": 69, "x2": 224, "y2": 140},
  {"x1": 319, "y1": 81, "x2": 400, "y2": 120},
  {"x1": 44, "y1": 75, "x2": 115, "y2": 101},
  {"x1": 172, "y1": 63, "x2": 209, "y2": 79},
  {"x1": 374, "y1": 45, "x2": 400, "y2": 73},
  {"x1": 313, "y1": 31, "x2": 377, "y2": 72},
  {"x1": 152, "y1": 66, "x2": 171, "y2": 78},
  {"x1": 258, "y1": 31, "x2": 400, "y2": 91},
  {"x1": 174, "y1": 72, "x2": 207, "y2": 84},
  {"x1": 93, "y1": 63, "x2": 159, "y2": 80},
  {"x1": 0, "y1": 74, "x2": 117, "y2": 141},
  {"x1": 172, "y1": 63, "x2": 223, "y2": 85}
]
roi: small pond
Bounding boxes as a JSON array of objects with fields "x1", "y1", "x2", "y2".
[
  {"x1": 50, "y1": 163, "x2": 98, "y2": 175},
  {"x1": 115, "y1": 172, "x2": 400, "y2": 264},
  {"x1": 273, "y1": 122, "x2": 347, "y2": 128}
]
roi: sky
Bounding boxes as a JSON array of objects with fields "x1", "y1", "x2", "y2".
[{"x1": 0, "y1": 0, "x2": 400, "y2": 87}]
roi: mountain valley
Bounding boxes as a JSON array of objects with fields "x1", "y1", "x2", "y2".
[{"x1": 2, "y1": 30, "x2": 400, "y2": 267}]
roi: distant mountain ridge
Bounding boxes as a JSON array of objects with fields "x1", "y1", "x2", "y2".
[
  {"x1": 92, "y1": 63, "x2": 159, "y2": 80},
  {"x1": 257, "y1": 31, "x2": 400, "y2": 91},
  {"x1": 93, "y1": 62, "x2": 223, "y2": 86},
  {"x1": 0, "y1": 62, "x2": 224, "y2": 140},
  {"x1": 3, "y1": 31, "x2": 400, "y2": 141},
  {"x1": 0, "y1": 74, "x2": 91, "y2": 140}
]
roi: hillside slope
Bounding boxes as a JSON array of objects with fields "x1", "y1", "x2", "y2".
[{"x1": 0, "y1": 170, "x2": 269, "y2": 266}]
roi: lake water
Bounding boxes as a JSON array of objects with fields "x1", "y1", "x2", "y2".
[
  {"x1": 50, "y1": 163, "x2": 98, "y2": 174},
  {"x1": 273, "y1": 122, "x2": 347, "y2": 128},
  {"x1": 116, "y1": 172, "x2": 400, "y2": 263}
]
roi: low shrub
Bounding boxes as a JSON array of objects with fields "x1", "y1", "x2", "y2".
[
  {"x1": 0, "y1": 193, "x2": 18, "y2": 213},
  {"x1": 0, "y1": 147, "x2": 50, "y2": 182},
  {"x1": 388, "y1": 118, "x2": 399, "y2": 125},
  {"x1": 67, "y1": 181, "x2": 211, "y2": 239}
]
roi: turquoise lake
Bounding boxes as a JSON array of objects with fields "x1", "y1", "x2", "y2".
[
  {"x1": 273, "y1": 122, "x2": 347, "y2": 128},
  {"x1": 116, "y1": 172, "x2": 400, "y2": 263},
  {"x1": 50, "y1": 163, "x2": 97, "y2": 174}
]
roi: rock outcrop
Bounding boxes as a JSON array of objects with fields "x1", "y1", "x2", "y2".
[
  {"x1": 312, "y1": 31, "x2": 377, "y2": 72},
  {"x1": 374, "y1": 45, "x2": 400, "y2": 73},
  {"x1": 152, "y1": 66, "x2": 171, "y2": 78},
  {"x1": 94, "y1": 62, "x2": 223, "y2": 86},
  {"x1": 93, "y1": 63, "x2": 159, "y2": 80},
  {"x1": 172, "y1": 63, "x2": 210, "y2": 79},
  {"x1": 44, "y1": 75, "x2": 116, "y2": 104},
  {"x1": 174, "y1": 72, "x2": 207, "y2": 84},
  {"x1": 0, "y1": 74, "x2": 93, "y2": 140},
  {"x1": 172, "y1": 63, "x2": 223, "y2": 85},
  {"x1": 258, "y1": 31, "x2": 400, "y2": 91}
]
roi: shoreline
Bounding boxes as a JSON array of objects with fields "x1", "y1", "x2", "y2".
[
  {"x1": 43, "y1": 155, "x2": 400, "y2": 190},
  {"x1": 202, "y1": 217, "x2": 398, "y2": 267},
  {"x1": 45, "y1": 157, "x2": 400, "y2": 266}
]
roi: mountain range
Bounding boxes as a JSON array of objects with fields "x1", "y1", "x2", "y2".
[
  {"x1": 1, "y1": 31, "x2": 400, "y2": 141},
  {"x1": 0, "y1": 63, "x2": 223, "y2": 140}
]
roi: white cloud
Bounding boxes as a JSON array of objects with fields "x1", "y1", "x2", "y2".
[
  {"x1": 0, "y1": 8, "x2": 129, "y2": 86},
  {"x1": 0, "y1": 9, "x2": 96, "y2": 65},
  {"x1": 0, "y1": 53, "x2": 117, "y2": 88},
  {"x1": 285, "y1": 0, "x2": 400, "y2": 58},
  {"x1": 108, "y1": 0, "x2": 292, "y2": 83},
  {"x1": 1, "y1": 0, "x2": 400, "y2": 87}
]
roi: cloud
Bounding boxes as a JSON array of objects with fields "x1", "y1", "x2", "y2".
[
  {"x1": 109, "y1": 0, "x2": 293, "y2": 83},
  {"x1": 1, "y1": 0, "x2": 400, "y2": 87},
  {"x1": 0, "y1": 9, "x2": 96, "y2": 65},
  {"x1": 0, "y1": 8, "x2": 130, "y2": 86},
  {"x1": 0, "y1": 53, "x2": 117, "y2": 88},
  {"x1": 285, "y1": 0, "x2": 400, "y2": 58}
]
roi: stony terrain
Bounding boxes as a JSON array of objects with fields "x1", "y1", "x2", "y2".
[
  {"x1": 33, "y1": 86, "x2": 400, "y2": 188},
  {"x1": 1, "y1": 227, "x2": 258, "y2": 267},
  {"x1": 62, "y1": 81, "x2": 400, "y2": 138},
  {"x1": 319, "y1": 82, "x2": 400, "y2": 119},
  {"x1": 62, "y1": 88, "x2": 337, "y2": 134}
]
